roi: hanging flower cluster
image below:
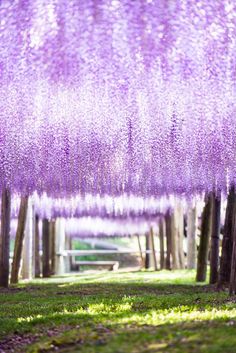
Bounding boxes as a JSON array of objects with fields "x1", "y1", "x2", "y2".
[
  {"x1": 32, "y1": 193, "x2": 176, "y2": 219},
  {"x1": 0, "y1": 0, "x2": 235, "y2": 198},
  {"x1": 9, "y1": 192, "x2": 204, "y2": 238},
  {"x1": 65, "y1": 217, "x2": 158, "y2": 238}
]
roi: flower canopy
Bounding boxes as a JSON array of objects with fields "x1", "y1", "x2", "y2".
[{"x1": 0, "y1": 0, "x2": 235, "y2": 198}]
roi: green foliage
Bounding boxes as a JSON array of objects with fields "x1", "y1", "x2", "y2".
[
  {"x1": 73, "y1": 240, "x2": 98, "y2": 261},
  {"x1": 72, "y1": 238, "x2": 139, "y2": 267},
  {"x1": 0, "y1": 270, "x2": 235, "y2": 352}
]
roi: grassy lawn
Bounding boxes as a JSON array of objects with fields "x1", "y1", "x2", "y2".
[{"x1": 0, "y1": 270, "x2": 236, "y2": 352}]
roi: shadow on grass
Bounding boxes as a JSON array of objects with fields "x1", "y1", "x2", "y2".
[
  {"x1": 0, "y1": 271, "x2": 234, "y2": 352},
  {"x1": 0, "y1": 284, "x2": 231, "y2": 327},
  {"x1": 26, "y1": 317, "x2": 236, "y2": 353}
]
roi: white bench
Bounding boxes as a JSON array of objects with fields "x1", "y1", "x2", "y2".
[
  {"x1": 57, "y1": 249, "x2": 155, "y2": 274},
  {"x1": 74, "y1": 260, "x2": 119, "y2": 271}
]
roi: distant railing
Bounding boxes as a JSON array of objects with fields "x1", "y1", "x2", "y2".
[{"x1": 58, "y1": 249, "x2": 156, "y2": 256}]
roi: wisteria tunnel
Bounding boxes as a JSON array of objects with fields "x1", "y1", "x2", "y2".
[{"x1": 1, "y1": 1, "x2": 236, "y2": 352}]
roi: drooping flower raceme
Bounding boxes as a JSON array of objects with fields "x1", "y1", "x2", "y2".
[{"x1": 0, "y1": 0, "x2": 235, "y2": 198}]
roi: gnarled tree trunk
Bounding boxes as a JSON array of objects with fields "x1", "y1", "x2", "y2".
[
  {"x1": 219, "y1": 186, "x2": 236, "y2": 287},
  {"x1": 165, "y1": 211, "x2": 172, "y2": 270},
  {"x1": 42, "y1": 219, "x2": 50, "y2": 278},
  {"x1": 10, "y1": 196, "x2": 28, "y2": 284},
  {"x1": 0, "y1": 188, "x2": 11, "y2": 288},
  {"x1": 196, "y1": 193, "x2": 212, "y2": 282},
  {"x1": 209, "y1": 191, "x2": 221, "y2": 284},
  {"x1": 229, "y1": 189, "x2": 236, "y2": 295}
]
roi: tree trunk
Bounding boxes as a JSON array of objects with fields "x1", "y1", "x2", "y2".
[
  {"x1": 69, "y1": 237, "x2": 73, "y2": 272},
  {"x1": 171, "y1": 210, "x2": 180, "y2": 269},
  {"x1": 177, "y1": 205, "x2": 185, "y2": 269},
  {"x1": 10, "y1": 196, "x2": 28, "y2": 284},
  {"x1": 229, "y1": 189, "x2": 236, "y2": 294},
  {"x1": 165, "y1": 211, "x2": 172, "y2": 270},
  {"x1": 219, "y1": 186, "x2": 236, "y2": 287},
  {"x1": 150, "y1": 226, "x2": 158, "y2": 271},
  {"x1": 34, "y1": 215, "x2": 41, "y2": 278},
  {"x1": 0, "y1": 188, "x2": 11, "y2": 288},
  {"x1": 229, "y1": 215, "x2": 236, "y2": 294},
  {"x1": 55, "y1": 218, "x2": 66, "y2": 275},
  {"x1": 196, "y1": 193, "x2": 212, "y2": 282},
  {"x1": 64, "y1": 234, "x2": 71, "y2": 273},
  {"x1": 145, "y1": 232, "x2": 151, "y2": 269},
  {"x1": 187, "y1": 206, "x2": 197, "y2": 269},
  {"x1": 50, "y1": 220, "x2": 56, "y2": 275},
  {"x1": 21, "y1": 199, "x2": 34, "y2": 280},
  {"x1": 209, "y1": 191, "x2": 221, "y2": 284},
  {"x1": 159, "y1": 218, "x2": 165, "y2": 270},
  {"x1": 42, "y1": 219, "x2": 50, "y2": 278}
]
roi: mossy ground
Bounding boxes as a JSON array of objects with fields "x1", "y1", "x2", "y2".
[{"x1": 0, "y1": 270, "x2": 236, "y2": 352}]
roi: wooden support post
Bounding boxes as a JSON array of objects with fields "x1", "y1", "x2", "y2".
[
  {"x1": 55, "y1": 218, "x2": 66, "y2": 275},
  {"x1": 171, "y1": 210, "x2": 180, "y2": 269},
  {"x1": 187, "y1": 206, "x2": 197, "y2": 269},
  {"x1": 69, "y1": 237, "x2": 73, "y2": 271},
  {"x1": 42, "y1": 219, "x2": 50, "y2": 278},
  {"x1": 210, "y1": 191, "x2": 221, "y2": 284},
  {"x1": 0, "y1": 188, "x2": 11, "y2": 288},
  {"x1": 31, "y1": 204, "x2": 35, "y2": 279},
  {"x1": 165, "y1": 211, "x2": 172, "y2": 270},
  {"x1": 150, "y1": 226, "x2": 158, "y2": 271},
  {"x1": 34, "y1": 215, "x2": 41, "y2": 278},
  {"x1": 196, "y1": 193, "x2": 212, "y2": 282},
  {"x1": 219, "y1": 186, "x2": 236, "y2": 287},
  {"x1": 136, "y1": 234, "x2": 144, "y2": 268},
  {"x1": 21, "y1": 199, "x2": 34, "y2": 280},
  {"x1": 10, "y1": 196, "x2": 28, "y2": 284},
  {"x1": 177, "y1": 205, "x2": 185, "y2": 269},
  {"x1": 159, "y1": 218, "x2": 165, "y2": 270},
  {"x1": 65, "y1": 234, "x2": 71, "y2": 273}
]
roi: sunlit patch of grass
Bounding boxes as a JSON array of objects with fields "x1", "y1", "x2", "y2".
[
  {"x1": 17, "y1": 315, "x2": 43, "y2": 323},
  {"x1": 0, "y1": 270, "x2": 235, "y2": 352}
]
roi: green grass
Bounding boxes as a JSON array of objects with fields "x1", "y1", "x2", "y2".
[{"x1": 0, "y1": 270, "x2": 236, "y2": 352}]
